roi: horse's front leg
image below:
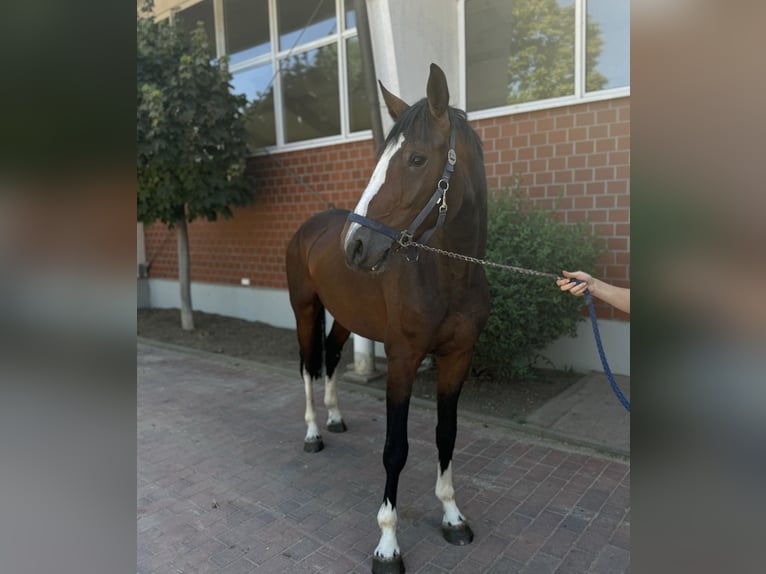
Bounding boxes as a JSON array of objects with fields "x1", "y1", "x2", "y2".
[
  {"x1": 434, "y1": 350, "x2": 475, "y2": 545},
  {"x1": 372, "y1": 353, "x2": 419, "y2": 574}
]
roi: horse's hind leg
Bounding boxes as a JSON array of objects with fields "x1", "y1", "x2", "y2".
[
  {"x1": 434, "y1": 350, "x2": 475, "y2": 545},
  {"x1": 324, "y1": 320, "x2": 350, "y2": 433},
  {"x1": 295, "y1": 299, "x2": 326, "y2": 453}
]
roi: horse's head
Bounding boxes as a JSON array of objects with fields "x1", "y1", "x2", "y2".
[{"x1": 342, "y1": 63, "x2": 472, "y2": 273}]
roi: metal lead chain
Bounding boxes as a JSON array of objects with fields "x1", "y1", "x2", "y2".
[{"x1": 408, "y1": 241, "x2": 561, "y2": 279}]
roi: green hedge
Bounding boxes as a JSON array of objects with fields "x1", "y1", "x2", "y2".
[{"x1": 473, "y1": 191, "x2": 604, "y2": 378}]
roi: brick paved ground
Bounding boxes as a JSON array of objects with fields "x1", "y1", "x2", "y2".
[{"x1": 138, "y1": 342, "x2": 629, "y2": 573}]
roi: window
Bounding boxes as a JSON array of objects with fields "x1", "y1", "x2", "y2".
[
  {"x1": 175, "y1": 0, "x2": 216, "y2": 53},
  {"x1": 218, "y1": 0, "x2": 371, "y2": 152},
  {"x1": 464, "y1": 0, "x2": 629, "y2": 114}
]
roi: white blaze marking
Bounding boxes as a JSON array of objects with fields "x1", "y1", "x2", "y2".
[
  {"x1": 436, "y1": 461, "x2": 465, "y2": 526},
  {"x1": 374, "y1": 499, "x2": 400, "y2": 559},
  {"x1": 344, "y1": 134, "x2": 405, "y2": 250},
  {"x1": 303, "y1": 370, "x2": 320, "y2": 442},
  {"x1": 324, "y1": 371, "x2": 342, "y2": 426}
]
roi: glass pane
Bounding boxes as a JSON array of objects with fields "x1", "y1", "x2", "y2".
[
  {"x1": 223, "y1": 0, "x2": 271, "y2": 65},
  {"x1": 280, "y1": 45, "x2": 340, "y2": 142},
  {"x1": 345, "y1": 1, "x2": 356, "y2": 30},
  {"x1": 278, "y1": 0, "x2": 337, "y2": 51},
  {"x1": 175, "y1": 0, "x2": 216, "y2": 54},
  {"x1": 346, "y1": 37, "x2": 371, "y2": 132},
  {"x1": 466, "y1": 0, "x2": 575, "y2": 111},
  {"x1": 586, "y1": 0, "x2": 630, "y2": 91},
  {"x1": 232, "y1": 65, "x2": 277, "y2": 149}
]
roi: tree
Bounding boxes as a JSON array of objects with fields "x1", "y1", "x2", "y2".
[
  {"x1": 137, "y1": 1, "x2": 254, "y2": 330},
  {"x1": 507, "y1": 0, "x2": 607, "y2": 104}
]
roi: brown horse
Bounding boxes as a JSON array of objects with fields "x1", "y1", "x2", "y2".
[{"x1": 285, "y1": 63, "x2": 489, "y2": 573}]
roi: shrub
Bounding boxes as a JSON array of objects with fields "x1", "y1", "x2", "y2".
[{"x1": 473, "y1": 187, "x2": 604, "y2": 379}]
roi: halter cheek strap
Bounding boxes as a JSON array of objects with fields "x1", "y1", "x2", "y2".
[{"x1": 347, "y1": 127, "x2": 457, "y2": 250}]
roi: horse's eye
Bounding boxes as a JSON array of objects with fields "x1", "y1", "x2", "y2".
[{"x1": 408, "y1": 153, "x2": 427, "y2": 167}]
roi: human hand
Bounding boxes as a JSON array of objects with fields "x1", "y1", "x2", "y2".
[{"x1": 556, "y1": 270, "x2": 593, "y2": 297}]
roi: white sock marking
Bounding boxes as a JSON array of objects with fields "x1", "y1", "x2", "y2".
[
  {"x1": 324, "y1": 371, "x2": 342, "y2": 425},
  {"x1": 374, "y1": 499, "x2": 400, "y2": 559},
  {"x1": 303, "y1": 370, "x2": 320, "y2": 442},
  {"x1": 436, "y1": 461, "x2": 465, "y2": 526}
]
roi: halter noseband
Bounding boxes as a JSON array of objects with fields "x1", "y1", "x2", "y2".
[{"x1": 346, "y1": 126, "x2": 457, "y2": 252}]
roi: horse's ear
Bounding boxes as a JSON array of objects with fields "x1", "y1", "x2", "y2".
[
  {"x1": 379, "y1": 80, "x2": 409, "y2": 121},
  {"x1": 426, "y1": 63, "x2": 449, "y2": 121}
]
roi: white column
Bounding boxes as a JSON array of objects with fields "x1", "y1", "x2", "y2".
[{"x1": 353, "y1": 334, "x2": 376, "y2": 375}]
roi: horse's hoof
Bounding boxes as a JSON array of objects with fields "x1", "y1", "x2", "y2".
[
  {"x1": 303, "y1": 438, "x2": 324, "y2": 453},
  {"x1": 442, "y1": 522, "x2": 474, "y2": 545},
  {"x1": 327, "y1": 419, "x2": 347, "y2": 433},
  {"x1": 371, "y1": 555, "x2": 405, "y2": 574}
]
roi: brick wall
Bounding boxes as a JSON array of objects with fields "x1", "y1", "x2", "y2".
[
  {"x1": 473, "y1": 97, "x2": 630, "y2": 320},
  {"x1": 144, "y1": 97, "x2": 629, "y2": 320},
  {"x1": 144, "y1": 140, "x2": 378, "y2": 289}
]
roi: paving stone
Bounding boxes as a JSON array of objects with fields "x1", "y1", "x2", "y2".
[{"x1": 138, "y1": 342, "x2": 629, "y2": 573}]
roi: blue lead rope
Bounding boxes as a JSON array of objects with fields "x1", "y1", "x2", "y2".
[{"x1": 582, "y1": 288, "x2": 631, "y2": 412}]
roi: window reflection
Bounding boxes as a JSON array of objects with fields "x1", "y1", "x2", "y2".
[
  {"x1": 465, "y1": 0, "x2": 624, "y2": 112},
  {"x1": 281, "y1": 45, "x2": 340, "y2": 142},
  {"x1": 346, "y1": 37, "x2": 371, "y2": 132},
  {"x1": 278, "y1": 0, "x2": 337, "y2": 51},
  {"x1": 586, "y1": 0, "x2": 629, "y2": 91},
  {"x1": 231, "y1": 65, "x2": 277, "y2": 149},
  {"x1": 224, "y1": 0, "x2": 271, "y2": 65},
  {"x1": 175, "y1": 0, "x2": 216, "y2": 54},
  {"x1": 345, "y1": 3, "x2": 356, "y2": 30}
]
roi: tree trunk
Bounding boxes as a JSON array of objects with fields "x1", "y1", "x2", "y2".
[{"x1": 176, "y1": 218, "x2": 194, "y2": 330}]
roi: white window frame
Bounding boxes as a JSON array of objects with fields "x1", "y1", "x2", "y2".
[
  {"x1": 457, "y1": 0, "x2": 630, "y2": 121},
  {"x1": 158, "y1": 0, "x2": 373, "y2": 155}
]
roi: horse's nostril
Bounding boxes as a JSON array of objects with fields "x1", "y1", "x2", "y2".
[{"x1": 349, "y1": 239, "x2": 364, "y2": 265}]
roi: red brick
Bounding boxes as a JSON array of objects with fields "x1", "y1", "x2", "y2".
[
  {"x1": 587, "y1": 181, "x2": 605, "y2": 195},
  {"x1": 512, "y1": 135, "x2": 529, "y2": 148},
  {"x1": 610, "y1": 122, "x2": 630, "y2": 137},
  {"x1": 555, "y1": 144, "x2": 574, "y2": 158},
  {"x1": 518, "y1": 147, "x2": 534, "y2": 160},
  {"x1": 587, "y1": 152, "x2": 608, "y2": 167},
  {"x1": 567, "y1": 127, "x2": 588, "y2": 141},
  {"x1": 596, "y1": 194, "x2": 615, "y2": 208},
  {"x1": 518, "y1": 119, "x2": 536, "y2": 134},
  {"x1": 536, "y1": 145, "x2": 554, "y2": 158},
  {"x1": 548, "y1": 129, "x2": 567, "y2": 143},
  {"x1": 595, "y1": 167, "x2": 615, "y2": 180},
  {"x1": 567, "y1": 155, "x2": 586, "y2": 169},
  {"x1": 608, "y1": 209, "x2": 630, "y2": 222},
  {"x1": 596, "y1": 109, "x2": 617, "y2": 124},
  {"x1": 575, "y1": 111, "x2": 595, "y2": 126},
  {"x1": 607, "y1": 180, "x2": 628, "y2": 194},
  {"x1": 537, "y1": 117, "x2": 555, "y2": 131},
  {"x1": 548, "y1": 157, "x2": 566, "y2": 170},
  {"x1": 555, "y1": 115, "x2": 574, "y2": 129}
]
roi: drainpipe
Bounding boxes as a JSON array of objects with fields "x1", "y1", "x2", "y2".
[
  {"x1": 354, "y1": 0, "x2": 384, "y2": 150},
  {"x1": 351, "y1": 0, "x2": 383, "y2": 378}
]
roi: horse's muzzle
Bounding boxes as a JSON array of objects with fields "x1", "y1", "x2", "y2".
[{"x1": 343, "y1": 224, "x2": 392, "y2": 273}]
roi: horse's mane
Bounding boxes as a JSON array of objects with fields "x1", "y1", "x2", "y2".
[{"x1": 384, "y1": 99, "x2": 484, "y2": 162}]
